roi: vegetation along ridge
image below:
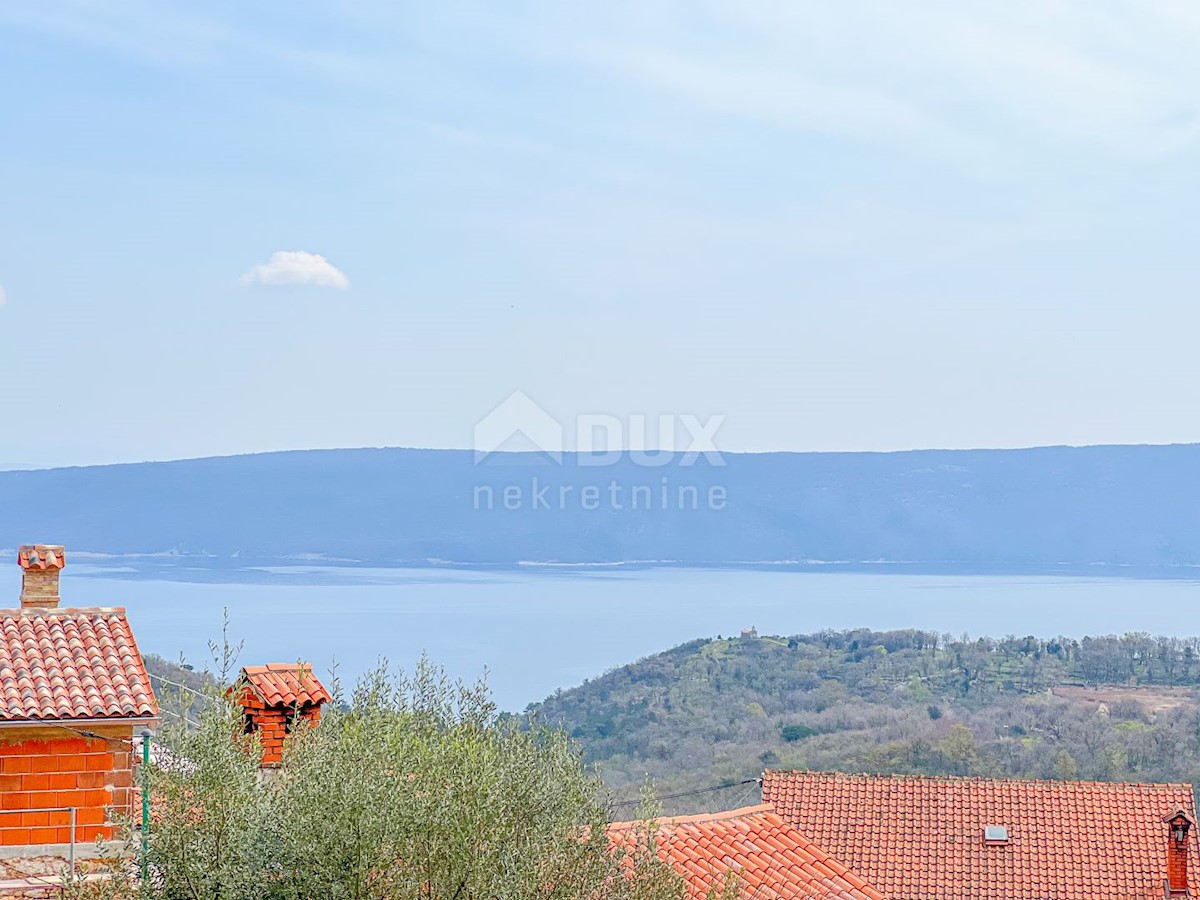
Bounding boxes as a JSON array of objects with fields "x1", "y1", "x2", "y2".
[{"x1": 530, "y1": 628, "x2": 1200, "y2": 812}]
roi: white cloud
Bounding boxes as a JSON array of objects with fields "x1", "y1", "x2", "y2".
[
  {"x1": 240, "y1": 250, "x2": 350, "y2": 289},
  {"x1": 0, "y1": 286, "x2": 7, "y2": 307}
]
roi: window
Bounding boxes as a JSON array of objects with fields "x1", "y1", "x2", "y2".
[{"x1": 983, "y1": 825, "x2": 1010, "y2": 844}]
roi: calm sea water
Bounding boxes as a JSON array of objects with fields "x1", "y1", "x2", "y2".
[{"x1": 6, "y1": 565, "x2": 1200, "y2": 711}]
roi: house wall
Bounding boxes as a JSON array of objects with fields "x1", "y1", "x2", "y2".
[{"x1": 0, "y1": 725, "x2": 135, "y2": 847}]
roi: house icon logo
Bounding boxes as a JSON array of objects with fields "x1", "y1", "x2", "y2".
[{"x1": 473, "y1": 391, "x2": 564, "y2": 465}]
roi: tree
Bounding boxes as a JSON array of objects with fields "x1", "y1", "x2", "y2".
[
  {"x1": 780, "y1": 724, "x2": 818, "y2": 743},
  {"x1": 88, "y1": 657, "x2": 686, "y2": 900},
  {"x1": 1052, "y1": 750, "x2": 1078, "y2": 780},
  {"x1": 938, "y1": 724, "x2": 980, "y2": 776}
]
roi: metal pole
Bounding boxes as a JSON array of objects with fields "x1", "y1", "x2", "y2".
[
  {"x1": 140, "y1": 730, "x2": 151, "y2": 885},
  {"x1": 68, "y1": 807, "x2": 75, "y2": 877}
]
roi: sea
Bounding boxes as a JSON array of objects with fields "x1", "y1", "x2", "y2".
[{"x1": 8, "y1": 564, "x2": 1200, "y2": 712}]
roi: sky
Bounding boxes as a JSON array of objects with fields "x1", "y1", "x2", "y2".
[{"x1": 2, "y1": 1, "x2": 1200, "y2": 468}]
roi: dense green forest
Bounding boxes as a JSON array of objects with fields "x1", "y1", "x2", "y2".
[{"x1": 530, "y1": 629, "x2": 1200, "y2": 812}]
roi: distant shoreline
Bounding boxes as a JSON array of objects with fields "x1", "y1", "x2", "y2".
[{"x1": 63, "y1": 555, "x2": 1200, "y2": 585}]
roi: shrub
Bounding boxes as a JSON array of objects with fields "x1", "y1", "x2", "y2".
[
  {"x1": 780, "y1": 723, "x2": 818, "y2": 742},
  {"x1": 101, "y1": 654, "x2": 686, "y2": 900}
]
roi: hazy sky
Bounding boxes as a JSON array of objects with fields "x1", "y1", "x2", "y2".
[{"x1": 3, "y1": 2, "x2": 1200, "y2": 467}]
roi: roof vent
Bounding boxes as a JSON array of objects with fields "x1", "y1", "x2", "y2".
[{"x1": 983, "y1": 825, "x2": 1010, "y2": 845}]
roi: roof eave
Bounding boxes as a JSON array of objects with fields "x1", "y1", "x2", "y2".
[{"x1": 0, "y1": 714, "x2": 160, "y2": 729}]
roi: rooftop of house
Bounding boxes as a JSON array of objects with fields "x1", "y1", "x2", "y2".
[
  {"x1": 763, "y1": 769, "x2": 1200, "y2": 900},
  {"x1": 0, "y1": 607, "x2": 157, "y2": 722},
  {"x1": 240, "y1": 663, "x2": 330, "y2": 708},
  {"x1": 0, "y1": 544, "x2": 158, "y2": 724},
  {"x1": 608, "y1": 804, "x2": 885, "y2": 900}
]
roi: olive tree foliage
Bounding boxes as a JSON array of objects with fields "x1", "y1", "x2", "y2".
[
  {"x1": 263, "y1": 662, "x2": 682, "y2": 900},
  {"x1": 80, "y1": 652, "x2": 686, "y2": 900}
]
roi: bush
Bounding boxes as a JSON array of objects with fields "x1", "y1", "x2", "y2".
[
  {"x1": 1109, "y1": 698, "x2": 1149, "y2": 723},
  {"x1": 101, "y1": 654, "x2": 686, "y2": 900},
  {"x1": 780, "y1": 723, "x2": 818, "y2": 742}
]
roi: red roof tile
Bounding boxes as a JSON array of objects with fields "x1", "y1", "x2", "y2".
[
  {"x1": 0, "y1": 607, "x2": 157, "y2": 721},
  {"x1": 609, "y1": 804, "x2": 886, "y2": 899},
  {"x1": 763, "y1": 770, "x2": 1200, "y2": 900},
  {"x1": 241, "y1": 663, "x2": 330, "y2": 707},
  {"x1": 17, "y1": 546, "x2": 64, "y2": 571}
]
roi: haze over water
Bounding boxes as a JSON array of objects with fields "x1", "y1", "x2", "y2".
[{"x1": 14, "y1": 566, "x2": 1200, "y2": 712}]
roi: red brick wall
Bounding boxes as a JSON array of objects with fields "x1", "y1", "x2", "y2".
[
  {"x1": 0, "y1": 735, "x2": 133, "y2": 846},
  {"x1": 240, "y1": 692, "x2": 320, "y2": 767},
  {"x1": 1168, "y1": 828, "x2": 1190, "y2": 892}
]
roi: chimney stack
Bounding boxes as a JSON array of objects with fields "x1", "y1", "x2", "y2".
[
  {"x1": 1164, "y1": 810, "x2": 1195, "y2": 896},
  {"x1": 17, "y1": 545, "x2": 65, "y2": 609},
  {"x1": 234, "y1": 664, "x2": 331, "y2": 768}
]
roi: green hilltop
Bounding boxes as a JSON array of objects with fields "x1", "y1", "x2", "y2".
[{"x1": 529, "y1": 629, "x2": 1200, "y2": 813}]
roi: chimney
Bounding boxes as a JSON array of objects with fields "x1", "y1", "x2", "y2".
[
  {"x1": 1164, "y1": 810, "x2": 1195, "y2": 897},
  {"x1": 234, "y1": 664, "x2": 331, "y2": 768},
  {"x1": 17, "y1": 545, "x2": 65, "y2": 609}
]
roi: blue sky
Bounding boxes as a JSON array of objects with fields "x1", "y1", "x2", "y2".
[{"x1": 2, "y1": 2, "x2": 1200, "y2": 467}]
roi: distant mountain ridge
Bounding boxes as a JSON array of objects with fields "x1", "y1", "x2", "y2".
[{"x1": 1, "y1": 443, "x2": 1199, "y2": 571}]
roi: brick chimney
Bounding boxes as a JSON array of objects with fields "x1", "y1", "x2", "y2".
[
  {"x1": 1164, "y1": 810, "x2": 1195, "y2": 896},
  {"x1": 234, "y1": 664, "x2": 331, "y2": 768},
  {"x1": 17, "y1": 545, "x2": 65, "y2": 609}
]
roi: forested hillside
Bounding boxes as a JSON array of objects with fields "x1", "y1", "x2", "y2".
[
  {"x1": 531, "y1": 630, "x2": 1200, "y2": 812},
  {"x1": 7, "y1": 443, "x2": 1200, "y2": 568}
]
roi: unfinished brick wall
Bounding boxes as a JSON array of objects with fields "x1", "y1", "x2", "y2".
[
  {"x1": 0, "y1": 734, "x2": 133, "y2": 847},
  {"x1": 239, "y1": 689, "x2": 320, "y2": 767}
]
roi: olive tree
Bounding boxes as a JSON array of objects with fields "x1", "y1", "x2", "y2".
[{"x1": 84, "y1": 656, "x2": 684, "y2": 900}]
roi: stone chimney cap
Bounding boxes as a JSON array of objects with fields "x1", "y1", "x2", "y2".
[{"x1": 18, "y1": 545, "x2": 65, "y2": 571}]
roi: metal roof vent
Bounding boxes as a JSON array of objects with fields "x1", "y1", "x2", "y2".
[{"x1": 983, "y1": 825, "x2": 1010, "y2": 845}]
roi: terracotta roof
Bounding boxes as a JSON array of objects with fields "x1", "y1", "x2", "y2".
[
  {"x1": 0, "y1": 607, "x2": 157, "y2": 721},
  {"x1": 17, "y1": 546, "x2": 64, "y2": 571},
  {"x1": 240, "y1": 663, "x2": 330, "y2": 707},
  {"x1": 608, "y1": 804, "x2": 886, "y2": 899},
  {"x1": 763, "y1": 770, "x2": 1200, "y2": 900}
]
